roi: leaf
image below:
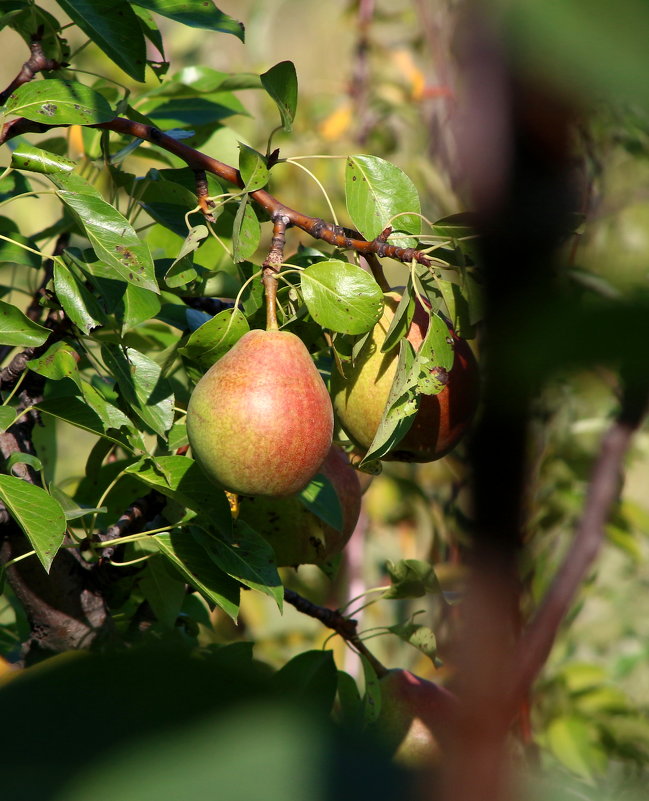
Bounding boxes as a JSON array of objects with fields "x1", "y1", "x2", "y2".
[
  {"x1": 0, "y1": 299, "x2": 50, "y2": 347},
  {"x1": 238, "y1": 143, "x2": 269, "y2": 191},
  {"x1": 137, "y1": 177, "x2": 200, "y2": 237},
  {"x1": 28, "y1": 342, "x2": 83, "y2": 391},
  {"x1": 193, "y1": 521, "x2": 283, "y2": 610},
  {"x1": 36, "y1": 396, "x2": 127, "y2": 446},
  {"x1": 154, "y1": 530, "x2": 240, "y2": 619},
  {"x1": 345, "y1": 155, "x2": 421, "y2": 241},
  {"x1": 10, "y1": 144, "x2": 76, "y2": 175},
  {"x1": 101, "y1": 346, "x2": 174, "y2": 437},
  {"x1": 6, "y1": 452, "x2": 43, "y2": 475},
  {"x1": 273, "y1": 650, "x2": 338, "y2": 713},
  {"x1": 0, "y1": 475, "x2": 66, "y2": 572},
  {"x1": 383, "y1": 559, "x2": 442, "y2": 600},
  {"x1": 388, "y1": 618, "x2": 438, "y2": 660},
  {"x1": 0, "y1": 407, "x2": 17, "y2": 432},
  {"x1": 130, "y1": 0, "x2": 244, "y2": 40},
  {"x1": 0, "y1": 231, "x2": 40, "y2": 269},
  {"x1": 381, "y1": 282, "x2": 415, "y2": 353},
  {"x1": 124, "y1": 455, "x2": 232, "y2": 530},
  {"x1": 300, "y1": 260, "x2": 384, "y2": 334},
  {"x1": 260, "y1": 61, "x2": 298, "y2": 132},
  {"x1": 361, "y1": 654, "x2": 381, "y2": 725},
  {"x1": 54, "y1": 0, "x2": 147, "y2": 81},
  {"x1": 178, "y1": 308, "x2": 249, "y2": 370},
  {"x1": 299, "y1": 473, "x2": 343, "y2": 532},
  {"x1": 139, "y1": 554, "x2": 186, "y2": 629},
  {"x1": 48, "y1": 484, "x2": 107, "y2": 521},
  {"x1": 173, "y1": 224, "x2": 209, "y2": 261},
  {"x1": 546, "y1": 716, "x2": 606, "y2": 780},
  {"x1": 143, "y1": 92, "x2": 247, "y2": 127},
  {"x1": 53, "y1": 260, "x2": 106, "y2": 334},
  {"x1": 412, "y1": 312, "x2": 454, "y2": 396},
  {"x1": 360, "y1": 340, "x2": 418, "y2": 465},
  {"x1": 49, "y1": 172, "x2": 158, "y2": 293},
  {"x1": 5, "y1": 79, "x2": 114, "y2": 124},
  {"x1": 231, "y1": 195, "x2": 260, "y2": 263},
  {"x1": 121, "y1": 284, "x2": 161, "y2": 332}
]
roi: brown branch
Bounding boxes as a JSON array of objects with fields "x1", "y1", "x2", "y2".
[
  {"x1": 0, "y1": 115, "x2": 435, "y2": 269},
  {"x1": 0, "y1": 33, "x2": 65, "y2": 107},
  {"x1": 284, "y1": 587, "x2": 387, "y2": 677},
  {"x1": 505, "y1": 385, "x2": 648, "y2": 713},
  {"x1": 193, "y1": 169, "x2": 216, "y2": 223},
  {"x1": 94, "y1": 491, "x2": 166, "y2": 563}
]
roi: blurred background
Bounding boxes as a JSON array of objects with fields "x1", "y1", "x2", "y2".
[{"x1": 1, "y1": 0, "x2": 649, "y2": 797}]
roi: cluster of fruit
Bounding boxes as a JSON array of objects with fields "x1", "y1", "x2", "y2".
[{"x1": 186, "y1": 289, "x2": 478, "y2": 568}]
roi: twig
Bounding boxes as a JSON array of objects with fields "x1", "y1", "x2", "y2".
[
  {"x1": 0, "y1": 32, "x2": 65, "y2": 107},
  {"x1": 94, "y1": 491, "x2": 166, "y2": 563},
  {"x1": 284, "y1": 587, "x2": 387, "y2": 677},
  {"x1": 262, "y1": 213, "x2": 289, "y2": 330},
  {"x1": 505, "y1": 385, "x2": 648, "y2": 712},
  {"x1": 194, "y1": 169, "x2": 216, "y2": 222}
]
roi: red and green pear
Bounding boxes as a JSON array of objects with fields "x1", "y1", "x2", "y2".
[
  {"x1": 237, "y1": 446, "x2": 361, "y2": 566},
  {"x1": 187, "y1": 329, "x2": 333, "y2": 497},
  {"x1": 331, "y1": 291, "x2": 479, "y2": 462},
  {"x1": 373, "y1": 669, "x2": 457, "y2": 767}
]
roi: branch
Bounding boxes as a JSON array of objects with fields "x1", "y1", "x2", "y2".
[
  {"x1": 505, "y1": 384, "x2": 649, "y2": 711},
  {"x1": 0, "y1": 115, "x2": 435, "y2": 269},
  {"x1": 0, "y1": 32, "x2": 65, "y2": 107},
  {"x1": 94, "y1": 491, "x2": 166, "y2": 563},
  {"x1": 284, "y1": 588, "x2": 387, "y2": 676}
]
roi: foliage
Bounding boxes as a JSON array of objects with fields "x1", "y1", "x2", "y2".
[{"x1": 0, "y1": 2, "x2": 648, "y2": 800}]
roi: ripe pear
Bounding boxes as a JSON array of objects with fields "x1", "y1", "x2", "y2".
[
  {"x1": 237, "y1": 446, "x2": 361, "y2": 566},
  {"x1": 331, "y1": 292, "x2": 478, "y2": 462},
  {"x1": 187, "y1": 329, "x2": 333, "y2": 496},
  {"x1": 373, "y1": 669, "x2": 457, "y2": 768}
]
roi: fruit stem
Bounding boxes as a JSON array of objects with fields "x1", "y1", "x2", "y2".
[{"x1": 262, "y1": 213, "x2": 290, "y2": 331}]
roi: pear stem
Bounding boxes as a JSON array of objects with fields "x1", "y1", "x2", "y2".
[{"x1": 263, "y1": 214, "x2": 290, "y2": 331}]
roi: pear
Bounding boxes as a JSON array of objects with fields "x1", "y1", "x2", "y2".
[
  {"x1": 373, "y1": 669, "x2": 457, "y2": 768},
  {"x1": 237, "y1": 446, "x2": 361, "y2": 566},
  {"x1": 331, "y1": 292, "x2": 479, "y2": 462},
  {"x1": 187, "y1": 329, "x2": 333, "y2": 496}
]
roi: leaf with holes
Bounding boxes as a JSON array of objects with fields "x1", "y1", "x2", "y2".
[{"x1": 5, "y1": 79, "x2": 114, "y2": 125}]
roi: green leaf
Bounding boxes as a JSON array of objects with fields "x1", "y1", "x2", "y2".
[
  {"x1": 361, "y1": 654, "x2": 381, "y2": 725},
  {"x1": 413, "y1": 312, "x2": 454, "y2": 396},
  {"x1": 0, "y1": 299, "x2": 50, "y2": 347},
  {"x1": 0, "y1": 475, "x2": 66, "y2": 572},
  {"x1": 345, "y1": 155, "x2": 421, "y2": 241},
  {"x1": 143, "y1": 92, "x2": 247, "y2": 128},
  {"x1": 178, "y1": 308, "x2": 249, "y2": 370},
  {"x1": 121, "y1": 284, "x2": 161, "y2": 332},
  {"x1": 53, "y1": 259, "x2": 106, "y2": 334},
  {"x1": 388, "y1": 618, "x2": 438, "y2": 661},
  {"x1": 300, "y1": 260, "x2": 384, "y2": 335},
  {"x1": 36, "y1": 396, "x2": 127, "y2": 446},
  {"x1": 137, "y1": 177, "x2": 200, "y2": 237},
  {"x1": 299, "y1": 473, "x2": 343, "y2": 532},
  {"x1": 154, "y1": 530, "x2": 240, "y2": 619},
  {"x1": 139, "y1": 554, "x2": 186, "y2": 629},
  {"x1": 124, "y1": 455, "x2": 232, "y2": 530},
  {"x1": 0, "y1": 230, "x2": 40, "y2": 269},
  {"x1": 130, "y1": 0, "x2": 244, "y2": 40},
  {"x1": 28, "y1": 342, "x2": 83, "y2": 391},
  {"x1": 383, "y1": 559, "x2": 442, "y2": 599},
  {"x1": 381, "y1": 282, "x2": 415, "y2": 353},
  {"x1": 54, "y1": 0, "x2": 147, "y2": 81},
  {"x1": 0, "y1": 407, "x2": 17, "y2": 432},
  {"x1": 260, "y1": 61, "x2": 298, "y2": 132},
  {"x1": 101, "y1": 346, "x2": 174, "y2": 436},
  {"x1": 6, "y1": 452, "x2": 43, "y2": 475},
  {"x1": 49, "y1": 484, "x2": 107, "y2": 521},
  {"x1": 273, "y1": 650, "x2": 338, "y2": 713},
  {"x1": 5, "y1": 79, "x2": 114, "y2": 125},
  {"x1": 193, "y1": 521, "x2": 283, "y2": 610},
  {"x1": 546, "y1": 716, "x2": 606, "y2": 780},
  {"x1": 238, "y1": 143, "x2": 269, "y2": 191},
  {"x1": 10, "y1": 144, "x2": 76, "y2": 175},
  {"x1": 231, "y1": 195, "x2": 260, "y2": 263},
  {"x1": 359, "y1": 340, "x2": 418, "y2": 465},
  {"x1": 49, "y1": 172, "x2": 158, "y2": 293}
]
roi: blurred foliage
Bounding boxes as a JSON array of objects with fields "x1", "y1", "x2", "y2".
[{"x1": 0, "y1": 1, "x2": 648, "y2": 799}]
